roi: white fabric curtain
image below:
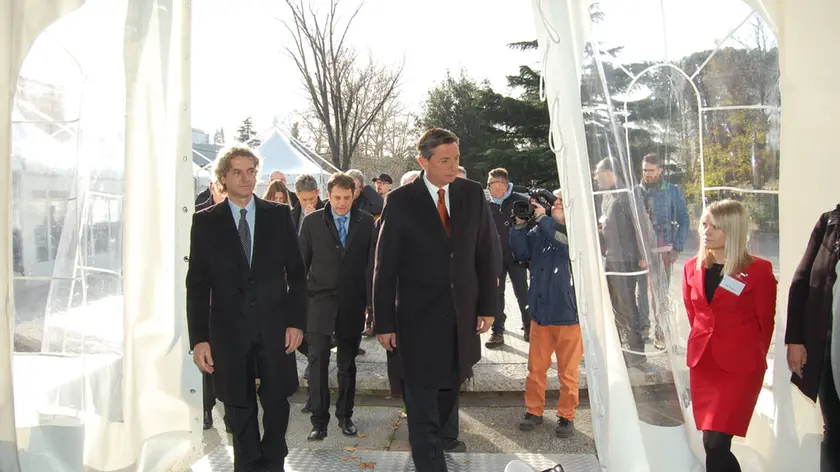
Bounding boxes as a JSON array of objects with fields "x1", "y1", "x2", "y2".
[
  {"x1": 761, "y1": 1, "x2": 838, "y2": 471},
  {"x1": 1, "y1": 0, "x2": 199, "y2": 471}
]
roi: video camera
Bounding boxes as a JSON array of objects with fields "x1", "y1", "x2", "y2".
[{"x1": 511, "y1": 186, "x2": 557, "y2": 221}]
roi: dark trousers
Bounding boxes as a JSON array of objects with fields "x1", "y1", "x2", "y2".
[
  {"x1": 441, "y1": 393, "x2": 460, "y2": 442},
  {"x1": 493, "y1": 263, "x2": 529, "y2": 334},
  {"x1": 203, "y1": 372, "x2": 216, "y2": 413},
  {"x1": 821, "y1": 336, "x2": 840, "y2": 472},
  {"x1": 605, "y1": 261, "x2": 645, "y2": 363},
  {"x1": 404, "y1": 383, "x2": 459, "y2": 472},
  {"x1": 636, "y1": 253, "x2": 674, "y2": 332},
  {"x1": 224, "y1": 339, "x2": 290, "y2": 472},
  {"x1": 398, "y1": 377, "x2": 460, "y2": 442},
  {"x1": 308, "y1": 332, "x2": 361, "y2": 427}
]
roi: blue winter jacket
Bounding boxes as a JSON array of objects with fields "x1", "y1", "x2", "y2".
[
  {"x1": 636, "y1": 180, "x2": 690, "y2": 251},
  {"x1": 509, "y1": 215, "x2": 578, "y2": 326}
]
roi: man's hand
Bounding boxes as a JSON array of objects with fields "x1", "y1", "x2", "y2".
[
  {"x1": 285, "y1": 327, "x2": 304, "y2": 354},
  {"x1": 514, "y1": 217, "x2": 527, "y2": 225},
  {"x1": 477, "y1": 316, "x2": 494, "y2": 334},
  {"x1": 193, "y1": 342, "x2": 214, "y2": 374},
  {"x1": 787, "y1": 344, "x2": 807, "y2": 378},
  {"x1": 532, "y1": 200, "x2": 546, "y2": 218},
  {"x1": 304, "y1": 204, "x2": 316, "y2": 215},
  {"x1": 378, "y1": 333, "x2": 397, "y2": 351},
  {"x1": 639, "y1": 259, "x2": 648, "y2": 270}
]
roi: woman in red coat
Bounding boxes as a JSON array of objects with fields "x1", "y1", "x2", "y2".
[{"x1": 682, "y1": 200, "x2": 777, "y2": 472}]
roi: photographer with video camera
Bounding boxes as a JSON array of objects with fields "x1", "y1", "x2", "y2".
[
  {"x1": 509, "y1": 189, "x2": 582, "y2": 438},
  {"x1": 486, "y1": 168, "x2": 532, "y2": 346}
]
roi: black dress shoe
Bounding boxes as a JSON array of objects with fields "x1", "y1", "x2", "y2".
[
  {"x1": 203, "y1": 411, "x2": 213, "y2": 430},
  {"x1": 442, "y1": 439, "x2": 466, "y2": 453},
  {"x1": 307, "y1": 426, "x2": 327, "y2": 441},
  {"x1": 338, "y1": 418, "x2": 358, "y2": 436}
]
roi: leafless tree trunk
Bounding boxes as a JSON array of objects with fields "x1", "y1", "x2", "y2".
[
  {"x1": 282, "y1": 0, "x2": 403, "y2": 170},
  {"x1": 355, "y1": 96, "x2": 415, "y2": 161}
]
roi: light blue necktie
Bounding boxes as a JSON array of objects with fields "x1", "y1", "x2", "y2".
[{"x1": 337, "y1": 215, "x2": 348, "y2": 248}]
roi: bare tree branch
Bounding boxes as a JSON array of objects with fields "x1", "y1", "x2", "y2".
[{"x1": 282, "y1": 0, "x2": 404, "y2": 170}]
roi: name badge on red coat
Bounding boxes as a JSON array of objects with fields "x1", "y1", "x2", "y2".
[{"x1": 720, "y1": 275, "x2": 746, "y2": 296}]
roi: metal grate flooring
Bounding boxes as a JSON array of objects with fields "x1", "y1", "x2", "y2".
[{"x1": 190, "y1": 445, "x2": 601, "y2": 472}]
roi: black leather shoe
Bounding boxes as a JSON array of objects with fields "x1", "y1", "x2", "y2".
[
  {"x1": 442, "y1": 439, "x2": 466, "y2": 452},
  {"x1": 338, "y1": 418, "x2": 358, "y2": 436},
  {"x1": 203, "y1": 411, "x2": 213, "y2": 430},
  {"x1": 307, "y1": 426, "x2": 327, "y2": 441}
]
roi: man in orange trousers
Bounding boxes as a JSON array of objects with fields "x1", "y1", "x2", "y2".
[{"x1": 509, "y1": 190, "x2": 583, "y2": 438}]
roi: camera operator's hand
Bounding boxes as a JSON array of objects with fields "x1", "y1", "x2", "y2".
[
  {"x1": 532, "y1": 199, "x2": 546, "y2": 218},
  {"x1": 514, "y1": 216, "x2": 527, "y2": 225}
]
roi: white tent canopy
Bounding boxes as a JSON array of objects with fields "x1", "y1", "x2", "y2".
[{"x1": 256, "y1": 129, "x2": 334, "y2": 194}]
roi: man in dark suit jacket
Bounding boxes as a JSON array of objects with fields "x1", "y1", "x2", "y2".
[
  {"x1": 374, "y1": 128, "x2": 497, "y2": 472},
  {"x1": 187, "y1": 145, "x2": 306, "y2": 472},
  {"x1": 299, "y1": 172, "x2": 374, "y2": 440},
  {"x1": 291, "y1": 173, "x2": 325, "y2": 231},
  {"x1": 371, "y1": 170, "x2": 501, "y2": 456}
]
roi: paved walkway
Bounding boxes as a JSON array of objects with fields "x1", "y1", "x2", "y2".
[
  {"x1": 182, "y1": 391, "x2": 603, "y2": 471},
  {"x1": 298, "y1": 274, "x2": 681, "y2": 393}
]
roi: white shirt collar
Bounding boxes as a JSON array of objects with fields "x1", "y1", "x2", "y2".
[
  {"x1": 227, "y1": 195, "x2": 256, "y2": 213},
  {"x1": 422, "y1": 172, "x2": 449, "y2": 196}
]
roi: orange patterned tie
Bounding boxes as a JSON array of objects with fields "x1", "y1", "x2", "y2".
[{"x1": 437, "y1": 188, "x2": 450, "y2": 237}]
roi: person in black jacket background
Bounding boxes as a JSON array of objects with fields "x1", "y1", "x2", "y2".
[
  {"x1": 347, "y1": 169, "x2": 384, "y2": 216},
  {"x1": 193, "y1": 178, "x2": 225, "y2": 430},
  {"x1": 486, "y1": 167, "x2": 531, "y2": 347},
  {"x1": 291, "y1": 173, "x2": 325, "y2": 231},
  {"x1": 593, "y1": 157, "x2": 649, "y2": 367},
  {"x1": 785, "y1": 205, "x2": 840, "y2": 471}
]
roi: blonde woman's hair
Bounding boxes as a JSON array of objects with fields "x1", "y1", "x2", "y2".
[
  {"x1": 696, "y1": 199, "x2": 753, "y2": 275},
  {"x1": 214, "y1": 145, "x2": 261, "y2": 193},
  {"x1": 263, "y1": 179, "x2": 291, "y2": 204}
]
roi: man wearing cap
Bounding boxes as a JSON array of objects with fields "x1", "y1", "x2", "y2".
[
  {"x1": 373, "y1": 173, "x2": 394, "y2": 196},
  {"x1": 346, "y1": 169, "x2": 384, "y2": 217}
]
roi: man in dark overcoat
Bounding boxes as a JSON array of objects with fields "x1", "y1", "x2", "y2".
[
  {"x1": 373, "y1": 128, "x2": 497, "y2": 472},
  {"x1": 187, "y1": 145, "x2": 306, "y2": 472}
]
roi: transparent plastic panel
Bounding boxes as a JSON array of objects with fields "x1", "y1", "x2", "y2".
[
  {"x1": 702, "y1": 108, "x2": 780, "y2": 192},
  {"x1": 10, "y1": 0, "x2": 128, "y2": 466},
  {"x1": 579, "y1": 1, "x2": 781, "y2": 469},
  {"x1": 582, "y1": 53, "x2": 686, "y2": 427},
  {"x1": 691, "y1": 14, "x2": 780, "y2": 108}
]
